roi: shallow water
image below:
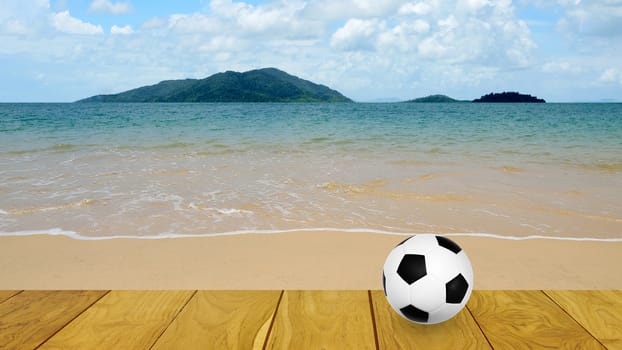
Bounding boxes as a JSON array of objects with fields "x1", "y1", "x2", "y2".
[{"x1": 1, "y1": 102, "x2": 621, "y2": 237}]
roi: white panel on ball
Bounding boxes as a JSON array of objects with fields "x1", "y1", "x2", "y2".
[{"x1": 409, "y1": 275, "x2": 445, "y2": 312}]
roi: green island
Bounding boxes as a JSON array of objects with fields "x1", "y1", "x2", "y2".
[
  {"x1": 405, "y1": 94, "x2": 463, "y2": 103},
  {"x1": 473, "y1": 92, "x2": 545, "y2": 103},
  {"x1": 78, "y1": 68, "x2": 352, "y2": 103}
]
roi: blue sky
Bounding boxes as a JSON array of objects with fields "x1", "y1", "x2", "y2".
[{"x1": 1, "y1": 0, "x2": 621, "y2": 102}]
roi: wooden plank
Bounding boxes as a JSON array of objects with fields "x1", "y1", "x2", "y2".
[
  {"x1": 369, "y1": 290, "x2": 491, "y2": 349},
  {"x1": 151, "y1": 290, "x2": 281, "y2": 350},
  {"x1": 264, "y1": 290, "x2": 376, "y2": 349},
  {"x1": 0, "y1": 291, "x2": 21, "y2": 304},
  {"x1": 0, "y1": 290, "x2": 107, "y2": 350},
  {"x1": 544, "y1": 290, "x2": 622, "y2": 349},
  {"x1": 468, "y1": 290, "x2": 605, "y2": 349},
  {"x1": 39, "y1": 290, "x2": 194, "y2": 350}
]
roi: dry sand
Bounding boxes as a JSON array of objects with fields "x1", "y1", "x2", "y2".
[{"x1": 0, "y1": 231, "x2": 620, "y2": 290}]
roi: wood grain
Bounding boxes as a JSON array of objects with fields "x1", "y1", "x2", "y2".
[
  {"x1": 468, "y1": 290, "x2": 605, "y2": 349},
  {"x1": 151, "y1": 290, "x2": 281, "y2": 350},
  {"x1": 369, "y1": 290, "x2": 491, "y2": 349},
  {"x1": 1, "y1": 290, "x2": 619, "y2": 349},
  {"x1": 0, "y1": 290, "x2": 107, "y2": 350},
  {"x1": 0, "y1": 291, "x2": 21, "y2": 304},
  {"x1": 545, "y1": 290, "x2": 622, "y2": 349},
  {"x1": 264, "y1": 290, "x2": 376, "y2": 349},
  {"x1": 38, "y1": 290, "x2": 193, "y2": 350}
]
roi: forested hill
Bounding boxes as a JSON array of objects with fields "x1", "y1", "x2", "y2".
[
  {"x1": 406, "y1": 94, "x2": 461, "y2": 103},
  {"x1": 473, "y1": 92, "x2": 545, "y2": 103},
  {"x1": 78, "y1": 68, "x2": 352, "y2": 103}
]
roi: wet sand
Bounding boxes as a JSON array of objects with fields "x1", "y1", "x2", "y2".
[{"x1": 1, "y1": 231, "x2": 620, "y2": 290}]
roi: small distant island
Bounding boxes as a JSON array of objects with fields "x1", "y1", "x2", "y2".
[
  {"x1": 405, "y1": 92, "x2": 545, "y2": 103},
  {"x1": 473, "y1": 92, "x2": 545, "y2": 103},
  {"x1": 78, "y1": 68, "x2": 352, "y2": 103},
  {"x1": 405, "y1": 94, "x2": 462, "y2": 103}
]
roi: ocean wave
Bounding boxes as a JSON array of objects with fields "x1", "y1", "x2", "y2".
[
  {"x1": 7, "y1": 199, "x2": 101, "y2": 215},
  {"x1": 318, "y1": 180, "x2": 466, "y2": 201},
  {"x1": 5, "y1": 143, "x2": 80, "y2": 155},
  {"x1": 1, "y1": 227, "x2": 621, "y2": 242},
  {"x1": 579, "y1": 162, "x2": 622, "y2": 172}
]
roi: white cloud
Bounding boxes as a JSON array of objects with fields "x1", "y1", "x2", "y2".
[
  {"x1": 542, "y1": 60, "x2": 579, "y2": 74},
  {"x1": 210, "y1": 0, "x2": 321, "y2": 38},
  {"x1": 376, "y1": 19, "x2": 430, "y2": 51},
  {"x1": 331, "y1": 18, "x2": 385, "y2": 51},
  {"x1": 1, "y1": 18, "x2": 30, "y2": 34},
  {"x1": 141, "y1": 17, "x2": 166, "y2": 30},
  {"x1": 330, "y1": 0, "x2": 535, "y2": 68},
  {"x1": 464, "y1": 0, "x2": 491, "y2": 11},
  {"x1": 165, "y1": 0, "x2": 323, "y2": 39},
  {"x1": 111, "y1": 24, "x2": 133, "y2": 35},
  {"x1": 89, "y1": 0, "x2": 132, "y2": 15},
  {"x1": 0, "y1": 0, "x2": 50, "y2": 20},
  {"x1": 600, "y1": 68, "x2": 622, "y2": 84},
  {"x1": 303, "y1": 0, "x2": 404, "y2": 20},
  {"x1": 168, "y1": 13, "x2": 223, "y2": 33},
  {"x1": 558, "y1": 0, "x2": 622, "y2": 36},
  {"x1": 50, "y1": 10, "x2": 103, "y2": 35},
  {"x1": 0, "y1": 0, "x2": 51, "y2": 35},
  {"x1": 398, "y1": 2, "x2": 433, "y2": 15}
]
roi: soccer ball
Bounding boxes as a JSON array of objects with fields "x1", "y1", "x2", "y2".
[{"x1": 382, "y1": 234, "x2": 473, "y2": 324}]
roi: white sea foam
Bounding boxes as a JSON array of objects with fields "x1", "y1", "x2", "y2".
[
  {"x1": 473, "y1": 209, "x2": 510, "y2": 218},
  {"x1": 1, "y1": 227, "x2": 621, "y2": 242},
  {"x1": 211, "y1": 208, "x2": 252, "y2": 215}
]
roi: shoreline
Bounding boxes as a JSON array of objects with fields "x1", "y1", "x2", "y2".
[
  {"x1": 2, "y1": 227, "x2": 622, "y2": 241},
  {"x1": 1, "y1": 230, "x2": 621, "y2": 290}
]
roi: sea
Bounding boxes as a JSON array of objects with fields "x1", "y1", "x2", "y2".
[{"x1": 1, "y1": 102, "x2": 621, "y2": 239}]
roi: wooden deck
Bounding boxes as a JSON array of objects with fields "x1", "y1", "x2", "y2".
[{"x1": 0, "y1": 290, "x2": 621, "y2": 349}]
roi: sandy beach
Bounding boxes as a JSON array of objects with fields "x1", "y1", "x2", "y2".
[
  {"x1": 1, "y1": 230, "x2": 620, "y2": 290},
  {"x1": 2, "y1": 104, "x2": 621, "y2": 292}
]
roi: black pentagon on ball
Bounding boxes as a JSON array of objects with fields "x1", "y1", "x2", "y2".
[
  {"x1": 397, "y1": 254, "x2": 426, "y2": 285},
  {"x1": 436, "y1": 235, "x2": 462, "y2": 254},
  {"x1": 382, "y1": 272, "x2": 387, "y2": 296},
  {"x1": 400, "y1": 304, "x2": 429, "y2": 323},
  {"x1": 445, "y1": 273, "x2": 469, "y2": 304}
]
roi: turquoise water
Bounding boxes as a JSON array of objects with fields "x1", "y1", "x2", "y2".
[
  {"x1": 2, "y1": 103, "x2": 621, "y2": 165},
  {"x1": 1, "y1": 103, "x2": 621, "y2": 237}
]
